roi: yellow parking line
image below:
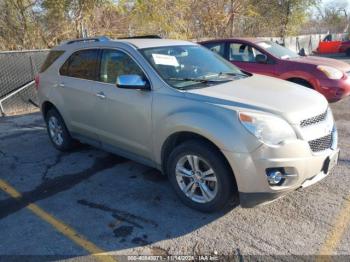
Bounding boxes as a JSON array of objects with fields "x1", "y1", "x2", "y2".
[
  {"x1": 0, "y1": 179, "x2": 116, "y2": 262},
  {"x1": 318, "y1": 195, "x2": 350, "y2": 257}
]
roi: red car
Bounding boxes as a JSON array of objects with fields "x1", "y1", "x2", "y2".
[
  {"x1": 339, "y1": 40, "x2": 350, "y2": 56},
  {"x1": 200, "y1": 38, "x2": 350, "y2": 102}
]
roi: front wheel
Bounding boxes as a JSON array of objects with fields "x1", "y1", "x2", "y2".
[
  {"x1": 346, "y1": 48, "x2": 350, "y2": 57},
  {"x1": 288, "y1": 78, "x2": 313, "y2": 89},
  {"x1": 167, "y1": 140, "x2": 237, "y2": 212}
]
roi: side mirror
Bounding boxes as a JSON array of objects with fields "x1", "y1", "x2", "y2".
[
  {"x1": 255, "y1": 54, "x2": 268, "y2": 64},
  {"x1": 116, "y1": 74, "x2": 150, "y2": 90}
]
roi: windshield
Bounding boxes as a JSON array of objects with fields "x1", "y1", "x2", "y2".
[
  {"x1": 140, "y1": 45, "x2": 248, "y2": 89},
  {"x1": 256, "y1": 41, "x2": 299, "y2": 59}
]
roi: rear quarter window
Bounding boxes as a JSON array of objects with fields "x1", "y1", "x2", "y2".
[
  {"x1": 202, "y1": 42, "x2": 226, "y2": 57},
  {"x1": 40, "y1": 51, "x2": 65, "y2": 73},
  {"x1": 59, "y1": 49, "x2": 99, "y2": 80}
]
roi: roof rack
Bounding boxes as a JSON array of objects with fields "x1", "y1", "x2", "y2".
[
  {"x1": 63, "y1": 36, "x2": 110, "y2": 45},
  {"x1": 119, "y1": 35, "x2": 162, "y2": 39}
]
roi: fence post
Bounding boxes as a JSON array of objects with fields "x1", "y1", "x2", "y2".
[
  {"x1": 296, "y1": 36, "x2": 300, "y2": 52},
  {"x1": 29, "y1": 55, "x2": 35, "y2": 79},
  {"x1": 0, "y1": 99, "x2": 5, "y2": 116},
  {"x1": 308, "y1": 35, "x2": 312, "y2": 54}
]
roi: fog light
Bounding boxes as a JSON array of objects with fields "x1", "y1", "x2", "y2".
[
  {"x1": 267, "y1": 170, "x2": 283, "y2": 185},
  {"x1": 335, "y1": 89, "x2": 344, "y2": 97}
]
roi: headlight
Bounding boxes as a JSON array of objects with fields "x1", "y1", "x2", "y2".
[
  {"x1": 317, "y1": 65, "x2": 343, "y2": 80},
  {"x1": 327, "y1": 107, "x2": 334, "y2": 123},
  {"x1": 239, "y1": 112, "x2": 297, "y2": 145}
]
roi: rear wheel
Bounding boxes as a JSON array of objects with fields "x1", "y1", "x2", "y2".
[
  {"x1": 167, "y1": 140, "x2": 237, "y2": 212},
  {"x1": 45, "y1": 108, "x2": 74, "y2": 151}
]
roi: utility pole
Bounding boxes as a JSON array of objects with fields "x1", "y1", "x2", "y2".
[
  {"x1": 230, "y1": 0, "x2": 234, "y2": 37},
  {"x1": 81, "y1": 23, "x2": 88, "y2": 38}
]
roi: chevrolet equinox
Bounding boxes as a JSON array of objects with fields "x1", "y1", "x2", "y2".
[{"x1": 36, "y1": 37, "x2": 339, "y2": 212}]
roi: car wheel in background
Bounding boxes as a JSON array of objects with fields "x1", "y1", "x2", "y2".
[
  {"x1": 45, "y1": 108, "x2": 74, "y2": 151},
  {"x1": 346, "y1": 48, "x2": 350, "y2": 57},
  {"x1": 167, "y1": 140, "x2": 237, "y2": 212},
  {"x1": 288, "y1": 78, "x2": 313, "y2": 89}
]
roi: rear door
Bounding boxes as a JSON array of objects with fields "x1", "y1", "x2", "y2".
[
  {"x1": 58, "y1": 49, "x2": 100, "y2": 140},
  {"x1": 228, "y1": 42, "x2": 277, "y2": 77}
]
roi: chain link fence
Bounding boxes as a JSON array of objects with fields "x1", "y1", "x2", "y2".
[
  {"x1": 259, "y1": 34, "x2": 329, "y2": 54},
  {"x1": 0, "y1": 50, "x2": 49, "y2": 116}
]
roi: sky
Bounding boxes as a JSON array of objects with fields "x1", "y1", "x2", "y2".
[
  {"x1": 309, "y1": 0, "x2": 350, "y2": 18},
  {"x1": 322, "y1": 0, "x2": 350, "y2": 9}
]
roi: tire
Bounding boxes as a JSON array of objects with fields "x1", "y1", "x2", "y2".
[
  {"x1": 346, "y1": 48, "x2": 350, "y2": 57},
  {"x1": 167, "y1": 140, "x2": 237, "y2": 212},
  {"x1": 45, "y1": 108, "x2": 74, "y2": 151}
]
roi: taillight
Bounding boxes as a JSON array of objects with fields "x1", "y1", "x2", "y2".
[{"x1": 34, "y1": 74, "x2": 40, "y2": 90}]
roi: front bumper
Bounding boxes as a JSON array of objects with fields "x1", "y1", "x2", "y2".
[
  {"x1": 317, "y1": 77, "x2": 350, "y2": 102},
  {"x1": 222, "y1": 140, "x2": 339, "y2": 208}
]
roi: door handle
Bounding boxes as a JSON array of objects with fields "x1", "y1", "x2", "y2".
[
  {"x1": 96, "y1": 91, "x2": 106, "y2": 99},
  {"x1": 58, "y1": 83, "x2": 65, "y2": 88}
]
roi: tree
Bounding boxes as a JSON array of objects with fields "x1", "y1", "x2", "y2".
[
  {"x1": 121, "y1": 0, "x2": 191, "y2": 38},
  {"x1": 0, "y1": 0, "x2": 40, "y2": 49},
  {"x1": 42, "y1": 0, "x2": 109, "y2": 40},
  {"x1": 242, "y1": 0, "x2": 318, "y2": 38},
  {"x1": 189, "y1": 0, "x2": 246, "y2": 39},
  {"x1": 0, "y1": 0, "x2": 338, "y2": 50},
  {"x1": 117, "y1": 0, "x2": 247, "y2": 39},
  {"x1": 316, "y1": 0, "x2": 349, "y2": 34}
]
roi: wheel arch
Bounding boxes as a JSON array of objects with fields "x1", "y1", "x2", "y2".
[
  {"x1": 346, "y1": 47, "x2": 350, "y2": 56},
  {"x1": 41, "y1": 101, "x2": 58, "y2": 119},
  {"x1": 286, "y1": 77, "x2": 314, "y2": 89},
  {"x1": 161, "y1": 131, "x2": 239, "y2": 206},
  {"x1": 161, "y1": 131, "x2": 237, "y2": 185}
]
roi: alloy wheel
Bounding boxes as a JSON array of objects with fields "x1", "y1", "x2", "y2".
[
  {"x1": 175, "y1": 154, "x2": 218, "y2": 203},
  {"x1": 48, "y1": 116, "x2": 64, "y2": 146}
]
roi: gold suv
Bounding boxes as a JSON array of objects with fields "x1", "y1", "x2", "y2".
[{"x1": 36, "y1": 37, "x2": 339, "y2": 212}]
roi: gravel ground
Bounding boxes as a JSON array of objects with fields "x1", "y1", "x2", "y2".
[{"x1": 0, "y1": 57, "x2": 349, "y2": 260}]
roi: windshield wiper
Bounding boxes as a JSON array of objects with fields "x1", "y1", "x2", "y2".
[
  {"x1": 165, "y1": 77, "x2": 216, "y2": 83},
  {"x1": 217, "y1": 71, "x2": 247, "y2": 77}
]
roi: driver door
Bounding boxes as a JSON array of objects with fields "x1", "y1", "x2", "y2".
[
  {"x1": 228, "y1": 42, "x2": 277, "y2": 77},
  {"x1": 92, "y1": 49, "x2": 153, "y2": 159}
]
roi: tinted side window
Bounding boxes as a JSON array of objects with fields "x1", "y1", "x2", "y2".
[
  {"x1": 99, "y1": 50, "x2": 144, "y2": 84},
  {"x1": 40, "y1": 51, "x2": 65, "y2": 72},
  {"x1": 60, "y1": 49, "x2": 99, "y2": 80},
  {"x1": 229, "y1": 43, "x2": 262, "y2": 62},
  {"x1": 203, "y1": 42, "x2": 225, "y2": 57}
]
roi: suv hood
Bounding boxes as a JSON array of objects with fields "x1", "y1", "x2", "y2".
[
  {"x1": 185, "y1": 74, "x2": 328, "y2": 124},
  {"x1": 288, "y1": 56, "x2": 350, "y2": 72}
]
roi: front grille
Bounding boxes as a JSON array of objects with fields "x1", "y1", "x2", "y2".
[
  {"x1": 300, "y1": 110, "x2": 327, "y2": 128},
  {"x1": 308, "y1": 134, "x2": 332, "y2": 152}
]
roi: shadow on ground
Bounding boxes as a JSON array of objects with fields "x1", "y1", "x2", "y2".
[{"x1": 0, "y1": 112, "x2": 236, "y2": 256}]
